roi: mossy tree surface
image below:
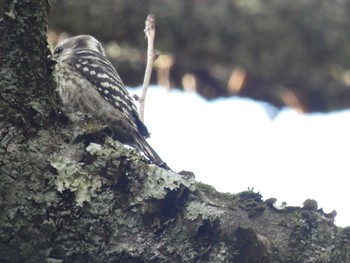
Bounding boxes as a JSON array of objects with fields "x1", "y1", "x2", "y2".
[{"x1": 0, "y1": 1, "x2": 349, "y2": 262}]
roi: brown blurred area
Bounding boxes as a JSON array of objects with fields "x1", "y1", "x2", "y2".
[{"x1": 27, "y1": 0, "x2": 350, "y2": 112}]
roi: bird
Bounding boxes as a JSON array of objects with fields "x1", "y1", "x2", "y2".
[{"x1": 53, "y1": 35, "x2": 169, "y2": 169}]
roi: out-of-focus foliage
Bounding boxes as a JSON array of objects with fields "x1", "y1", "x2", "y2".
[{"x1": 47, "y1": 0, "x2": 350, "y2": 111}]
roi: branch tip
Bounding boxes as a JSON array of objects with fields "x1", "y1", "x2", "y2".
[{"x1": 139, "y1": 14, "x2": 157, "y2": 122}]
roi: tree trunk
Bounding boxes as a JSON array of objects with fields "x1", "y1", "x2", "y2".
[{"x1": 0, "y1": 1, "x2": 349, "y2": 262}]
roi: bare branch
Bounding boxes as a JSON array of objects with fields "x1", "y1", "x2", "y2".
[{"x1": 139, "y1": 14, "x2": 156, "y2": 122}]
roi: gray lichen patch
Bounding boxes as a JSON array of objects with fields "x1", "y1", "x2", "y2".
[
  {"x1": 48, "y1": 137, "x2": 197, "y2": 208},
  {"x1": 48, "y1": 139, "x2": 135, "y2": 206},
  {"x1": 49, "y1": 153, "x2": 102, "y2": 206},
  {"x1": 134, "y1": 165, "x2": 196, "y2": 203},
  {"x1": 185, "y1": 200, "x2": 225, "y2": 222}
]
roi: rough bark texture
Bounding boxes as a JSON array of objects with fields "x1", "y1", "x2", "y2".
[{"x1": 1, "y1": 1, "x2": 350, "y2": 263}]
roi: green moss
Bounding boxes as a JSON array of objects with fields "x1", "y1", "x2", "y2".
[
  {"x1": 237, "y1": 187, "x2": 262, "y2": 201},
  {"x1": 196, "y1": 182, "x2": 233, "y2": 199},
  {"x1": 195, "y1": 182, "x2": 217, "y2": 193}
]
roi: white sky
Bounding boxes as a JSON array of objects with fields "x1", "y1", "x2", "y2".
[{"x1": 131, "y1": 86, "x2": 350, "y2": 227}]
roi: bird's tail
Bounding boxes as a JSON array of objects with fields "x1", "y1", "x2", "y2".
[{"x1": 134, "y1": 134, "x2": 170, "y2": 170}]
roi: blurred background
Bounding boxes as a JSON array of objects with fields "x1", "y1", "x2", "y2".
[
  {"x1": 45, "y1": 0, "x2": 350, "y2": 113},
  {"x1": 3, "y1": 0, "x2": 350, "y2": 226}
]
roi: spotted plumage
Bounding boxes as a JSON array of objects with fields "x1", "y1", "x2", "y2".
[{"x1": 53, "y1": 35, "x2": 168, "y2": 169}]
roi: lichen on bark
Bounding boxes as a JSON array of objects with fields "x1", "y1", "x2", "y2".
[{"x1": 0, "y1": 0, "x2": 350, "y2": 262}]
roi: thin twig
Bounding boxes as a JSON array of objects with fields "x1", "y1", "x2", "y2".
[{"x1": 139, "y1": 14, "x2": 156, "y2": 122}]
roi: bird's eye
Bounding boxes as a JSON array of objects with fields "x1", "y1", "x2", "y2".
[{"x1": 54, "y1": 46, "x2": 63, "y2": 55}]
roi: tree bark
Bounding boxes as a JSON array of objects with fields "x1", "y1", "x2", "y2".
[{"x1": 0, "y1": 1, "x2": 349, "y2": 262}]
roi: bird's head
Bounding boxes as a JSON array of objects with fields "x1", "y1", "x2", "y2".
[{"x1": 53, "y1": 35, "x2": 105, "y2": 61}]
